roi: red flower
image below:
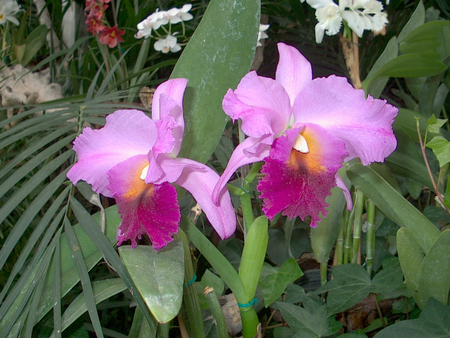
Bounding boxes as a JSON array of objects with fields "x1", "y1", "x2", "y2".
[
  {"x1": 86, "y1": 16, "x2": 106, "y2": 35},
  {"x1": 98, "y1": 26, "x2": 125, "y2": 48}
]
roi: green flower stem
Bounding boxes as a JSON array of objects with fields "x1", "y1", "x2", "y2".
[
  {"x1": 343, "y1": 199, "x2": 356, "y2": 264},
  {"x1": 366, "y1": 199, "x2": 376, "y2": 275},
  {"x1": 175, "y1": 229, "x2": 205, "y2": 338},
  {"x1": 240, "y1": 162, "x2": 263, "y2": 237},
  {"x1": 156, "y1": 323, "x2": 169, "y2": 338},
  {"x1": 204, "y1": 287, "x2": 229, "y2": 338},
  {"x1": 180, "y1": 217, "x2": 259, "y2": 337},
  {"x1": 336, "y1": 210, "x2": 348, "y2": 265},
  {"x1": 320, "y1": 262, "x2": 328, "y2": 286},
  {"x1": 351, "y1": 190, "x2": 365, "y2": 264}
]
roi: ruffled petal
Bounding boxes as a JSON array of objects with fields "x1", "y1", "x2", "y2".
[
  {"x1": 67, "y1": 110, "x2": 157, "y2": 196},
  {"x1": 275, "y1": 43, "x2": 313, "y2": 106},
  {"x1": 292, "y1": 75, "x2": 397, "y2": 165},
  {"x1": 151, "y1": 78, "x2": 188, "y2": 156},
  {"x1": 257, "y1": 124, "x2": 348, "y2": 227},
  {"x1": 175, "y1": 158, "x2": 237, "y2": 239},
  {"x1": 107, "y1": 155, "x2": 180, "y2": 250},
  {"x1": 222, "y1": 71, "x2": 292, "y2": 138},
  {"x1": 212, "y1": 136, "x2": 272, "y2": 204}
]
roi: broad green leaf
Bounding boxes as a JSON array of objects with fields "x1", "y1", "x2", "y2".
[
  {"x1": 266, "y1": 227, "x2": 311, "y2": 267},
  {"x1": 362, "y1": 54, "x2": 447, "y2": 91},
  {"x1": 171, "y1": 0, "x2": 260, "y2": 164},
  {"x1": 119, "y1": 241, "x2": 184, "y2": 324},
  {"x1": 201, "y1": 269, "x2": 225, "y2": 296},
  {"x1": 239, "y1": 216, "x2": 269, "y2": 301},
  {"x1": 418, "y1": 229, "x2": 450, "y2": 307},
  {"x1": 445, "y1": 179, "x2": 450, "y2": 209},
  {"x1": 53, "y1": 279, "x2": 127, "y2": 336},
  {"x1": 398, "y1": 1, "x2": 425, "y2": 43},
  {"x1": 365, "y1": 37, "x2": 398, "y2": 98},
  {"x1": 426, "y1": 136, "x2": 450, "y2": 167},
  {"x1": 313, "y1": 264, "x2": 371, "y2": 315},
  {"x1": 347, "y1": 164, "x2": 440, "y2": 252},
  {"x1": 311, "y1": 185, "x2": 347, "y2": 264},
  {"x1": 401, "y1": 21, "x2": 450, "y2": 45},
  {"x1": 284, "y1": 284, "x2": 322, "y2": 313},
  {"x1": 372, "y1": 257, "x2": 408, "y2": 299},
  {"x1": 276, "y1": 302, "x2": 342, "y2": 337},
  {"x1": 20, "y1": 25, "x2": 47, "y2": 66},
  {"x1": 397, "y1": 228, "x2": 427, "y2": 307},
  {"x1": 259, "y1": 259, "x2": 303, "y2": 307},
  {"x1": 374, "y1": 298, "x2": 450, "y2": 337}
]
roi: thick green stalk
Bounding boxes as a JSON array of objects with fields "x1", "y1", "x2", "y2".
[
  {"x1": 180, "y1": 218, "x2": 259, "y2": 337},
  {"x1": 204, "y1": 287, "x2": 229, "y2": 338},
  {"x1": 351, "y1": 190, "x2": 365, "y2": 264},
  {"x1": 156, "y1": 323, "x2": 169, "y2": 338},
  {"x1": 343, "y1": 201, "x2": 356, "y2": 264},
  {"x1": 366, "y1": 200, "x2": 376, "y2": 275},
  {"x1": 336, "y1": 210, "x2": 348, "y2": 265},
  {"x1": 320, "y1": 262, "x2": 328, "y2": 286},
  {"x1": 175, "y1": 229, "x2": 205, "y2": 338}
]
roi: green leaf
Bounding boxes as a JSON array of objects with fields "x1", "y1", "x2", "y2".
[
  {"x1": 313, "y1": 264, "x2": 372, "y2": 315},
  {"x1": 418, "y1": 229, "x2": 450, "y2": 308},
  {"x1": 401, "y1": 21, "x2": 450, "y2": 45},
  {"x1": 427, "y1": 115, "x2": 448, "y2": 134},
  {"x1": 362, "y1": 54, "x2": 447, "y2": 92},
  {"x1": 347, "y1": 164, "x2": 440, "y2": 253},
  {"x1": 372, "y1": 257, "x2": 408, "y2": 299},
  {"x1": 20, "y1": 25, "x2": 47, "y2": 66},
  {"x1": 397, "y1": 228, "x2": 427, "y2": 307},
  {"x1": 275, "y1": 302, "x2": 342, "y2": 337},
  {"x1": 374, "y1": 298, "x2": 450, "y2": 337},
  {"x1": 54, "y1": 279, "x2": 127, "y2": 336},
  {"x1": 201, "y1": 269, "x2": 225, "y2": 296},
  {"x1": 259, "y1": 259, "x2": 303, "y2": 307},
  {"x1": 171, "y1": 0, "x2": 260, "y2": 164},
  {"x1": 445, "y1": 179, "x2": 450, "y2": 209},
  {"x1": 426, "y1": 136, "x2": 450, "y2": 167},
  {"x1": 311, "y1": 184, "x2": 348, "y2": 264},
  {"x1": 119, "y1": 241, "x2": 184, "y2": 324},
  {"x1": 398, "y1": 1, "x2": 425, "y2": 43}
]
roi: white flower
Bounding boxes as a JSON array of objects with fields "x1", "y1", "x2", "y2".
[
  {"x1": 154, "y1": 35, "x2": 182, "y2": 53},
  {"x1": 257, "y1": 24, "x2": 270, "y2": 46},
  {"x1": 0, "y1": 0, "x2": 21, "y2": 26},
  {"x1": 314, "y1": 1, "x2": 342, "y2": 43},
  {"x1": 135, "y1": 9, "x2": 169, "y2": 39},
  {"x1": 340, "y1": 0, "x2": 388, "y2": 37},
  {"x1": 166, "y1": 4, "x2": 193, "y2": 24}
]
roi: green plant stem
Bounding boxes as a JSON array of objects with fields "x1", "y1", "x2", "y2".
[
  {"x1": 175, "y1": 229, "x2": 205, "y2": 338},
  {"x1": 204, "y1": 287, "x2": 229, "y2": 338},
  {"x1": 336, "y1": 210, "x2": 347, "y2": 265},
  {"x1": 240, "y1": 162, "x2": 263, "y2": 238},
  {"x1": 157, "y1": 323, "x2": 169, "y2": 338},
  {"x1": 351, "y1": 190, "x2": 364, "y2": 264},
  {"x1": 366, "y1": 200, "x2": 376, "y2": 275},
  {"x1": 343, "y1": 197, "x2": 356, "y2": 264},
  {"x1": 320, "y1": 262, "x2": 328, "y2": 286},
  {"x1": 284, "y1": 217, "x2": 295, "y2": 258},
  {"x1": 180, "y1": 217, "x2": 259, "y2": 337}
]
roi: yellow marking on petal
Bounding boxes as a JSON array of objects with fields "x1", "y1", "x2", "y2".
[
  {"x1": 122, "y1": 163, "x2": 154, "y2": 200},
  {"x1": 287, "y1": 129, "x2": 327, "y2": 174}
]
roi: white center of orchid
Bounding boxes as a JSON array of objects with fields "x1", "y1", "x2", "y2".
[
  {"x1": 293, "y1": 134, "x2": 309, "y2": 153},
  {"x1": 140, "y1": 165, "x2": 149, "y2": 180}
]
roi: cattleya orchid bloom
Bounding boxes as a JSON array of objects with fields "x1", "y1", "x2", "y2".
[
  {"x1": 67, "y1": 79, "x2": 236, "y2": 250},
  {"x1": 212, "y1": 43, "x2": 397, "y2": 227}
]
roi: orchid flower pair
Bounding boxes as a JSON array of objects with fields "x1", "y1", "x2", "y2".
[
  {"x1": 68, "y1": 43, "x2": 397, "y2": 249},
  {"x1": 67, "y1": 79, "x2": 236, "y2": 250},
  {"x1": 212, "y1": 43, "x2": 397, "y2": 227}
]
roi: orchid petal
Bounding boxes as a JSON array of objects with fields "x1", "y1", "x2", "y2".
[
  {"x1": 336, "y1": 174, "x2": 352, "y2": 210},
  {"x1": 293, "y1": 75, "x2": 397, "y2": 165},
  {"x1": 222, "y1": 71, "x2": 292, "y2": 138},
  {"x1": 175, "y1": 158, "x2": 237, "y2": 239},
  {"x1": 148, "y1": 154, "x2": 204, "y2": 185},
  {"x1": 212, "y1": 136, "x2": 272, "y2": 204},
  {"x1": 152, "y1": 79, "x2": 188, "y2": 156},
  {"x1": 107, "y1": 155, "x2": 180, "y2": 250},
  {"x1": 275, "y1": 43, "x2": 313, "y2": 106},
  {"x1": 257, "y1": 124, "x2": 348, "y2": 227},
  {"x1": 67, "y1": 110, "x2": 157, "y2": 196}
]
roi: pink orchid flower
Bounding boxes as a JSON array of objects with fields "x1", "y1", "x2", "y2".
[
  {"x1": 213, "y1": 43, "x2": 397, "y2": 227},
  {"x1": 67, "y1": 79, "x2": 236, "y2": 250}
]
